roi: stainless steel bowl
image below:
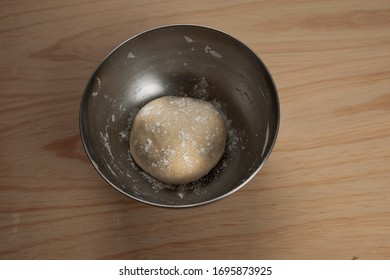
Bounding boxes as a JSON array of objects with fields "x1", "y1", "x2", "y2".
[{"x1": 80, "y1": 25, "x2": 279, "y2": 207}]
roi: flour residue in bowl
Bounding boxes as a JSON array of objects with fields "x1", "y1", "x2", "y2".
[
  {"x1": 92, "y1": 77, "x2": 101, "y2": 97},
  {"x1": 205, "y1": 46, "x2": 223, "y2": 59},
  {"x1": 193, "y1": 77, "x2": 209, "y2": 99},
  {"x1": 183, "y1": 35, "x2": 195, "y2": 43}
]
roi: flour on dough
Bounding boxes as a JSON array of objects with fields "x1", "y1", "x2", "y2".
[{"x1": 130, "y1": 96, "x2": 227, "y2": 184}]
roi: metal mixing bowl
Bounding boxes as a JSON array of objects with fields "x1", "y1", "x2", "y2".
[{"x1": 80, "y1": 25, "x2": 279, "y2": 207}]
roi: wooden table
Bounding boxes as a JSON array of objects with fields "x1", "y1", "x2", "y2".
[{"x1": 1, "y1": 0, "x2": 389, "y2": 260}]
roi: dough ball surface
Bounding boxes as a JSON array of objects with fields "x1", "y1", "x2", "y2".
[{"x1": 130, "y1": 96, "x2": 227, "y2": 185}]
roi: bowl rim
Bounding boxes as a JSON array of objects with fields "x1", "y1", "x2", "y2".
[{"x1": 79, "y1": 24, "x2": 280, "y2": 208}]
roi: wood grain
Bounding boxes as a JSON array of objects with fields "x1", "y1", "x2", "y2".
[{"x1": 1, "y1": 0, "x2": 389, "y2": 259}]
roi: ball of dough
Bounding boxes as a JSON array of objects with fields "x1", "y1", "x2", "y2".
[{"x1": 130, "y1": 96, "x2": 227, "y2": 185}]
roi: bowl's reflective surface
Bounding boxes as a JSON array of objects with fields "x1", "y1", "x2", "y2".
[{"x1": 80, "y1": 25, "x2": 279, "y2": 207}]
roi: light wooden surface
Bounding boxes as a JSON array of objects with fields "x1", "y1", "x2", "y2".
[{"x1": 1, "y1": 0, "x2": 389, "y2": 260}]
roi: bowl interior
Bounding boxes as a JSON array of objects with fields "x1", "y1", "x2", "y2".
[{"x1": 80, "y1": 25, "x2": 279, "y2": 207}]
